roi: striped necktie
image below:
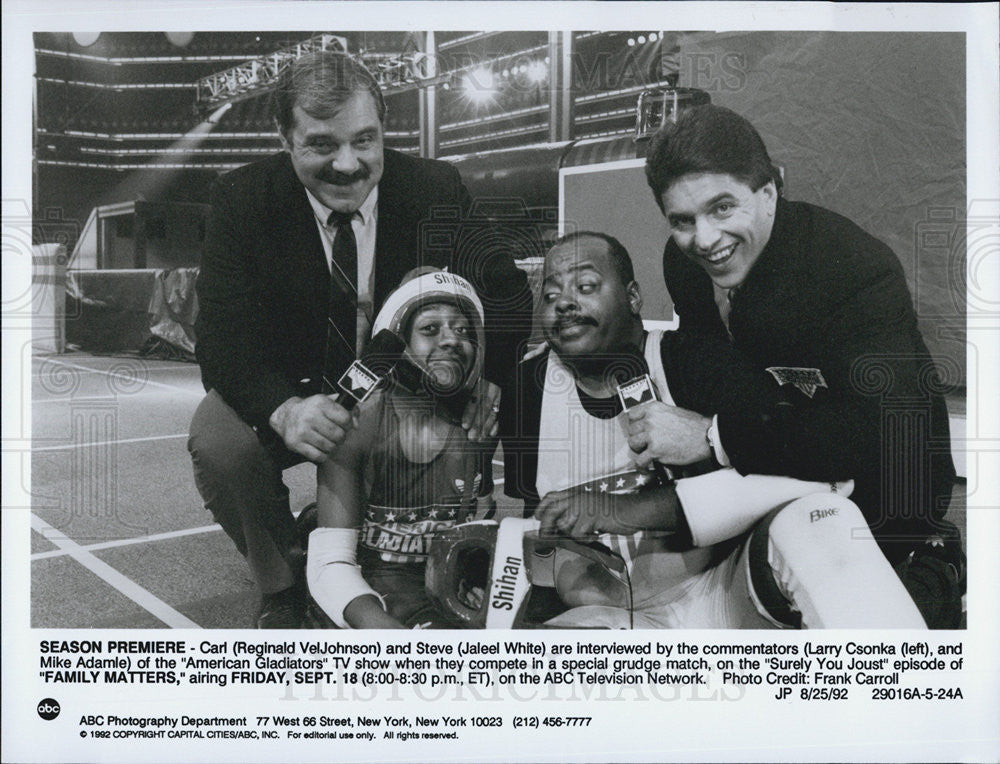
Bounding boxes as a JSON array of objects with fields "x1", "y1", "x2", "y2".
[
  {"x1": 713, "y1": 283, "x2": 734, "y2": 339},
  {"x1": 321, "y1": 211, "x2": 358, "y2": 394}
]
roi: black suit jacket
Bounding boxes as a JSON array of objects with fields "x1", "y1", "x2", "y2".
[
  {"x1": 195, "y1": 149, "x2": 532, "y2": 431},
  {"x1": 663, "y1": 198, "x2": 956, "y2": 563}
]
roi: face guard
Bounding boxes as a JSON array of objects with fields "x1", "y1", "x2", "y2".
[{"x1": 425, "y1": 518, "x2": 632, "y2": 628}]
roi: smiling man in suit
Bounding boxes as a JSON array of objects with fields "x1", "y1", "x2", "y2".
[
  {"x1": 188, "y1": 51, "x2": 531, "y2": 628},
  {"x1": 633, "y1": 105, "x2": 962, "y2": 627}
]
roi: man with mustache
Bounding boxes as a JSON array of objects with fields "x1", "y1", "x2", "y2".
[
  {"x1": 189, "y1": 51, "x2": 531, "y2": 628},
  {"x1": 635, "y1": 105, "x2": 962, "y2": 627},
  {"x1": 500, "y1": 231, "x2": 926, "y2": 628}
]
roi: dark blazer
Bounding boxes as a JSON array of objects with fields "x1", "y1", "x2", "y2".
[
  {"x1": 663, "y1": 198, "x2": 956, "y2": 563},
  {"x1": 195, "y1": 149, "x2": 532, "y2": 432}
]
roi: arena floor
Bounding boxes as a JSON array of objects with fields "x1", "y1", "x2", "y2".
[
  {"x1": 28, "y1": 352, "x2": 525, "y2": 629},
  {"x1": 28, "y1": 352, "x2": 967, "y2": 629}
]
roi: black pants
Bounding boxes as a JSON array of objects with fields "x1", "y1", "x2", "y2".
[{"x1": 188, "y1": 390, "x2": 306, "y2": 595}]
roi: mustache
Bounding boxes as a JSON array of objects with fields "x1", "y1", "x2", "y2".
[
  {"x1": 317, "y1": 166, "x2": 371, "y2": 185},
  {"x1": 553, "y1": 314, "x2": 597, "y2": 330}
]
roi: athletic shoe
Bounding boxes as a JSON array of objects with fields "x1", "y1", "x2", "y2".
[
  {"x1": 898, "y1": 521, "x2": 966, "y2": 629},
  {"x1": 256, "y1": 586, "x2": 305, "y2": 629}
]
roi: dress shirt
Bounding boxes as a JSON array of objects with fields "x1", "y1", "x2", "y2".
[{"x1": 305, "y1": 186, "x2": 378, "y2": 351}]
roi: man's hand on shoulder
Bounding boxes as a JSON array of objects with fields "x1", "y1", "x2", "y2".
[
  {"x1": 461, "y1": 379, "x2": 501, "y2": 441},
  {"x1": 627, "y1": 401, "x2": 712, "y2": 467},
  {"x1": 269, "y1": 395, "x2": 354, "y2": 463}
]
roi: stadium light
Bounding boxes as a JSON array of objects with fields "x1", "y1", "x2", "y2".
[
  {"x1": 462, "y1": 67, "x2": 496, "y2": 103},
  {"x1": 72, "y1": 32, "x2": 101, "y2": 47},
  {"x1": 164, "y1": 32, "x2": 195, "y2": 47},
  {"x1": 206, "y1": 103, "x2": 233, "y2": 125},
  {"x1": 526, "y1": 60, "x2": 547, "y2": 84}
]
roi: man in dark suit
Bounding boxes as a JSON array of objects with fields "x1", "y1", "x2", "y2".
[
  {"x1": 188, "y1": 51, "x2": 531, "y2": 627},
  {"x1": 630, "y1": 104, "x2": 962, "y2": 627}
]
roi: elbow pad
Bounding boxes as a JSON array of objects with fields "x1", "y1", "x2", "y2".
[{"x1": 306, "y1": 527, "x2": 385, "y2": 628}]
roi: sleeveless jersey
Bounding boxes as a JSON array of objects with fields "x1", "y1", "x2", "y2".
[
  {"x1": 535, "y1": 330, "x2": 716, "y2": 607},
  {"x1": 361, "y1": 393, "x2": 488, "y2": 564}
]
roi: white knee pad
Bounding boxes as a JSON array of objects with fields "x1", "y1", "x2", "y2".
[
  {"x1": 675, "y1": 469, "x2": 853, "y2": 547},
  {"x1": 756, "y1": 494, "x2": 927, "y2": 629}
]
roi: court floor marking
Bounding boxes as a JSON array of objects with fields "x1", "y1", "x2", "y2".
[
  {"x1": 31, "y1": 512, "x2": 202, "y2": 629},
  {"x1": 31, "y1": 432, "x2": 189, "y2": 452},
  {"x1": 36, "y1": 358, "x2": 204, "y2": 396},
  {"x1": 32, "y1": 476, "x2": 508, "y2": 562},
  {"x1": 32, "y1": 521, "x2": 225, "y2": 561},
  {"x1": 33, "y1": 361, "x2": 197, "y2": 376},
  {"x1": 27, "y1": 436, "x2": 502, "y2": 459}
]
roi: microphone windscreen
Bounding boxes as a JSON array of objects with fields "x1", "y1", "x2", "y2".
[
  {"x1": 360, "y1": 329, "x2": 407, "y2": 378},
  {"x1": 335, "y1": 330, "x2": 407, "y2": 410},
  {"x1": 605, "y1": 344, "x2": 649, "y2": 389},
  {"x1": 614, "y1": 344, "x2": 661, "y2": 410}
]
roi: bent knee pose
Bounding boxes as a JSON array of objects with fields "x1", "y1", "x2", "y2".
[
  {"x1": 188, "y1": 50, "x2": 530, "y2": 628},
  {"x1": 642, "y1": 105, "x2": 960, "y2": 627},
  {"x1": 500, "y1": 232, "x2": 925, "y2": 629}
]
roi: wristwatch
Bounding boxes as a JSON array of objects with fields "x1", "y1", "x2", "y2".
[{"x1": 705, "y1": 417, "x2": 723, "y2": 464}]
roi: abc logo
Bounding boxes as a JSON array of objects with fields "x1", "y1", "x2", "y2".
[{"x1": 37, "y1": 698, "x2": 61, "y2": 720}]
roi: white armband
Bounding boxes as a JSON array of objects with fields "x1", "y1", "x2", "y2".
[
  {"x1": 306, "y1": 527, "x2": 385, "y2": 629},
  {"x1": 675, "y1": 470, "x2": 853, "y2": 547}
]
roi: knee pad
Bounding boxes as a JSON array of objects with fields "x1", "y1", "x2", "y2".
[
  {"x1": 675, "y1": 469, "x2": 853, "y2": 547},
  {"x1": 750, "y1": 494, "x2": 927, "y2": 629}
]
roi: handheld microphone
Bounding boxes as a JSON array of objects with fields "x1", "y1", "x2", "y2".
[
  {"x1": 336, "y1": 330, "x2": 472, "y2": 423},
  {"x1": 332, "y1": 329, "x2": 407, "y2": 410},
  {"x1": 391, "y1": 351, "x2": 472, "y2": 425},
  {"x1": 613, "y1": 344, "x2": 675, "y2": 485}
]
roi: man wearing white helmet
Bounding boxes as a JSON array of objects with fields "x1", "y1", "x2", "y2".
[{"x1": 307, "y1": 269, "x2": 496, "y2": 629}]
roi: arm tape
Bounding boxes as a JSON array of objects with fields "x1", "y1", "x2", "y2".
[
  {"x1": 675, "y1": 469, "x2": 854, "y2": 547},
  {"x1": 306, "y1": 527, "x2": 385, "y2": 629}
]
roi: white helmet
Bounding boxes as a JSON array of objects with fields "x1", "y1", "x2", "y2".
[{"x1": 371, "y1": 268, "x2": 486, "y2": 396}]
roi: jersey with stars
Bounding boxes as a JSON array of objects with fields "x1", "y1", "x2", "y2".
[{"x1": 361, "y1": 501, "x2": 478, "y2": 563}]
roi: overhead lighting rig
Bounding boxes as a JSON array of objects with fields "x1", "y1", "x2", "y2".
[{"x1": 195, "y1": 34, "x2": 348, "y2": 110}]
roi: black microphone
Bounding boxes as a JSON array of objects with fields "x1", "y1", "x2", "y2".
[
  {"x1": 333, "y1": 329, "x2": 407, "y2": 410},
  {"x1": 391, "y1": 352, "x2": 472, "y2": 424},
  {"x1": 613, "y1": 344, "x2": 675, "y2": 485}
]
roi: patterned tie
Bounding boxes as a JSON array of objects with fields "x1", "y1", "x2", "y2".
[
  {"x1": 321, "y1": 211, "x2": 358, "y2": 394},
  {"x1": 713, "y1": 283, "x2": 734, "y2": 338},
  {"x1": 724, "y1": 286, "x2": 739, "y2": 338}
]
